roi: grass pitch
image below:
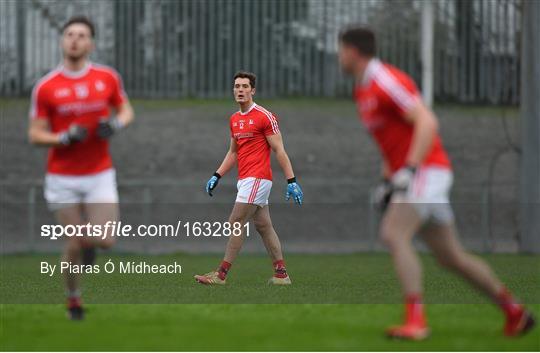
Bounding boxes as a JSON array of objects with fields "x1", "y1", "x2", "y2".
[{"x1": 1, "y1": 253, "x2": 539, "y2": 351}]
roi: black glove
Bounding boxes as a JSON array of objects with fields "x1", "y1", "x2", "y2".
[
  {"x1": 97, "y1": 117, "x2": 123, "y2": 139},
  {"x1": 372, "y1": 179, "x2": 393, "y2": 213},
  {"x1": 59, "y1": 124, "x2": 87, "y2": 145}
]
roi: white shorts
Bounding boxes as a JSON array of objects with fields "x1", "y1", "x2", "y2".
[
  {"x1": 44, "y1": 168, "x2": 119, "y2": 211},
  {"x1": 392, "y1": 166, "x2": 454, "y2": 224},
  {"x1": 235, "y1": 177, "x2": 272, "y2": 207}
]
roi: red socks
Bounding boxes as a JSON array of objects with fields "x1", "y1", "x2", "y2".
[
  {"x1": 497, "y1": 287, "x2": 522, "y2": 317},
  {"x1": 273, "y1": 259, "x2": 288, "y2": 278},
  {"x1": 67, "y1": 296, "x2": 82, "y2": 309},
  {"x1": 400, "y1": 289, "x2": 521, "y2": 326},
  {"x1": 405, "y1": 294, "x2": 426, "y2": 326},
  {"x1": 400, "y1": 289, "x2": 522, "y2": 326},
  {"x1": 217, "y1": 260, "x2": 288, "y2": 280},
  {"x1": 217, "y1": 261, "x2": 231, "y2": 280}
]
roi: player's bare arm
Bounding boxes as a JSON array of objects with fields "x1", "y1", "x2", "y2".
[
  {"x1": 28, "y1": 118, "x2": 86, "y2": 147},
  {"x1": 216, "y1": 138, "x2": 238, "y2": 177},
  {"x1": 391, "y1": 102, "x2": 439, "y2": 193},
  {"x1": 266, "y1": 133, "x2": 303, "y2": 205},
  {"x1": 28, "y1": 119, "x2": 62, "y2": 146},
  {"x1": 206, "y1": 138, "x2": 237, "y2": 196},
  {"x1": 266, "y1": 133, "x2": 294, "y2": 180},
  {"x1": 403, "y1": 102, "x2": 439, "y2": 167},
  {"x1": 114, "y1": 101, "x2": 135, "y2": 127}
]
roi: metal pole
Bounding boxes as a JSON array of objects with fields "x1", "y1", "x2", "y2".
[
  {"x1": 481, "y1": 184, "x2": 491, "y2": 252},
  {"x1": 520, "y1": 0, "x2": 540, "y2": 253},
  {"x1": 15, "y1": 0, "x2": 26, "y2": 95},
  {"x1": 367, "y1": 189, "x2": 376, "y2": 251},
  {"x1": 420, "y1": 0, "x2": 434, "y2": 107},
  {"x1": 28, "y1": 186, "x2": 36, "y2": 252}
]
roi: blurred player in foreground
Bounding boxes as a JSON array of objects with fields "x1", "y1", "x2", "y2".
[
  {"x1": 195, "y1": 71, "x2": 303, "y2": 285},
  {"x1": 338, "y1": 26, "x2": 535, "y2": 340},
  {"x1": 28, "y1": 16, "x2": 134, "y2": 320}
]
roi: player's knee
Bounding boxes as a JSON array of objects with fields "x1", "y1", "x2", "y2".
[
  {"x1": 228, "y1": 215, "x2": 244, "y2": 225},
  {"x1": 379, "y1": 224, "x2": 401, "y2": 249},
  {"x1": 254, "y1": 220, "x2": 272, "y2": 234},
  {"x1": 437, "y1": 252, "x2": 464, "y2": 271}
]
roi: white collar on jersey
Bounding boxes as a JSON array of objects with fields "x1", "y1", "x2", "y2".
[
  {"x1": 59, "y1": 61, "x2": 92, "y2": 78},
  {"x1": 239, "y1": 102, "x2": 257, "y2": 115},
  {"x1": 360, "y1": 58, "x2": 382, "y2": 86}
]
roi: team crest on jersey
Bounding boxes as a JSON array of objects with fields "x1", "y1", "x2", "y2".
[
  {"x1": 249, "y1": 119, "x2": 254, "y2": 125},
  {"x1": 54, "y1": 88, "x2": 71, "y2": 98},
  {"x1": 74, "y1": 83, "x2": 89, "y2": 99},
  {"x1": 95, "y1": 80, "x2": 105, "y2": 92}
]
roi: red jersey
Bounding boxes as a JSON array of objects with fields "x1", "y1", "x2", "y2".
[
  {"x1": 30, "y1": 62, "x2": 127, "y2": 175},
  {"x1": 229, "y1": 103, "x2": 280, "y2": 180},
  {"x1": 354, "y1": 59, "x2": 451, "y2": 174}
]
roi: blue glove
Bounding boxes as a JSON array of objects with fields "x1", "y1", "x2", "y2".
[
  {"x1": 285, "y1": 177, "x2": 303, "y2": 205},
  {"x1": 206, "y1": 172, "x2": 221, "y2": 196}
]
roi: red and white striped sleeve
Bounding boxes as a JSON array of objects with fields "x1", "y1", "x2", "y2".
[
  {"x1": 93, "y1": 64, "x2": 128, "y2": 108},
  {"x1": 29, "y1": 81, "x2": 50, "y2": 120},
  {"x1": 373, "y1": 65, "x2": 421, "y2": 117},
  {"x1": 255, "y1": 106, "x2": 280, "y2": 136},
  {"x1": 109, "y1": 70, "x2": 127, "y2": 108}
]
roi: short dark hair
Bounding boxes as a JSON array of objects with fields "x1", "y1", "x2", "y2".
[
  {"x1": 233, "y1": 71, "x2": 256, "y2": 88},
  {"x1": 62, "y1": 16, "x2": 95, "y2": 38},
  {"x1": 339, "y1": 26, "x2": 376, "y2": 57}
]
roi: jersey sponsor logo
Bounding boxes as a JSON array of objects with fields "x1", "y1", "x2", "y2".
[
  {"x1": 54, "y1": 87, "x2": 72, "y2": 98},
  {"x1": 234, "y1": 132, "x2": 254, "y2": 139},
  {"x1": 57, "y1": 100, "x2": 108, "y2": 116},
  {"x1": 74, "y1": 83, "x2": 89, "y2": 99}
]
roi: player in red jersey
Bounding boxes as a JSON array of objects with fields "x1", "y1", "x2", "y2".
[
  {"x1": 194, "y1": 71, "x2": 303, "y2": 285},
  {"x1": 338, "y1": 26, "x2": 535, "y2": 340},
  {"x1": 28, "y1": 16, "x2": 134, "y2": 320}
]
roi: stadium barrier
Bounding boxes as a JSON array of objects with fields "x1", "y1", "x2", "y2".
[{"x1": 1, "y1": 0, "x2": 522, "y2": 104}]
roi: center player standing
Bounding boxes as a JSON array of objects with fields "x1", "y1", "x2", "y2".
[
  {"x1": 28, "y1": 16, "x2": 134, "y2": 320},
  {"x1": 338, "y1": 26, "x2": 535, "y2": 340},
  {"x1": 195, "y1": 71, "x2": 303, "y2": 285}
]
